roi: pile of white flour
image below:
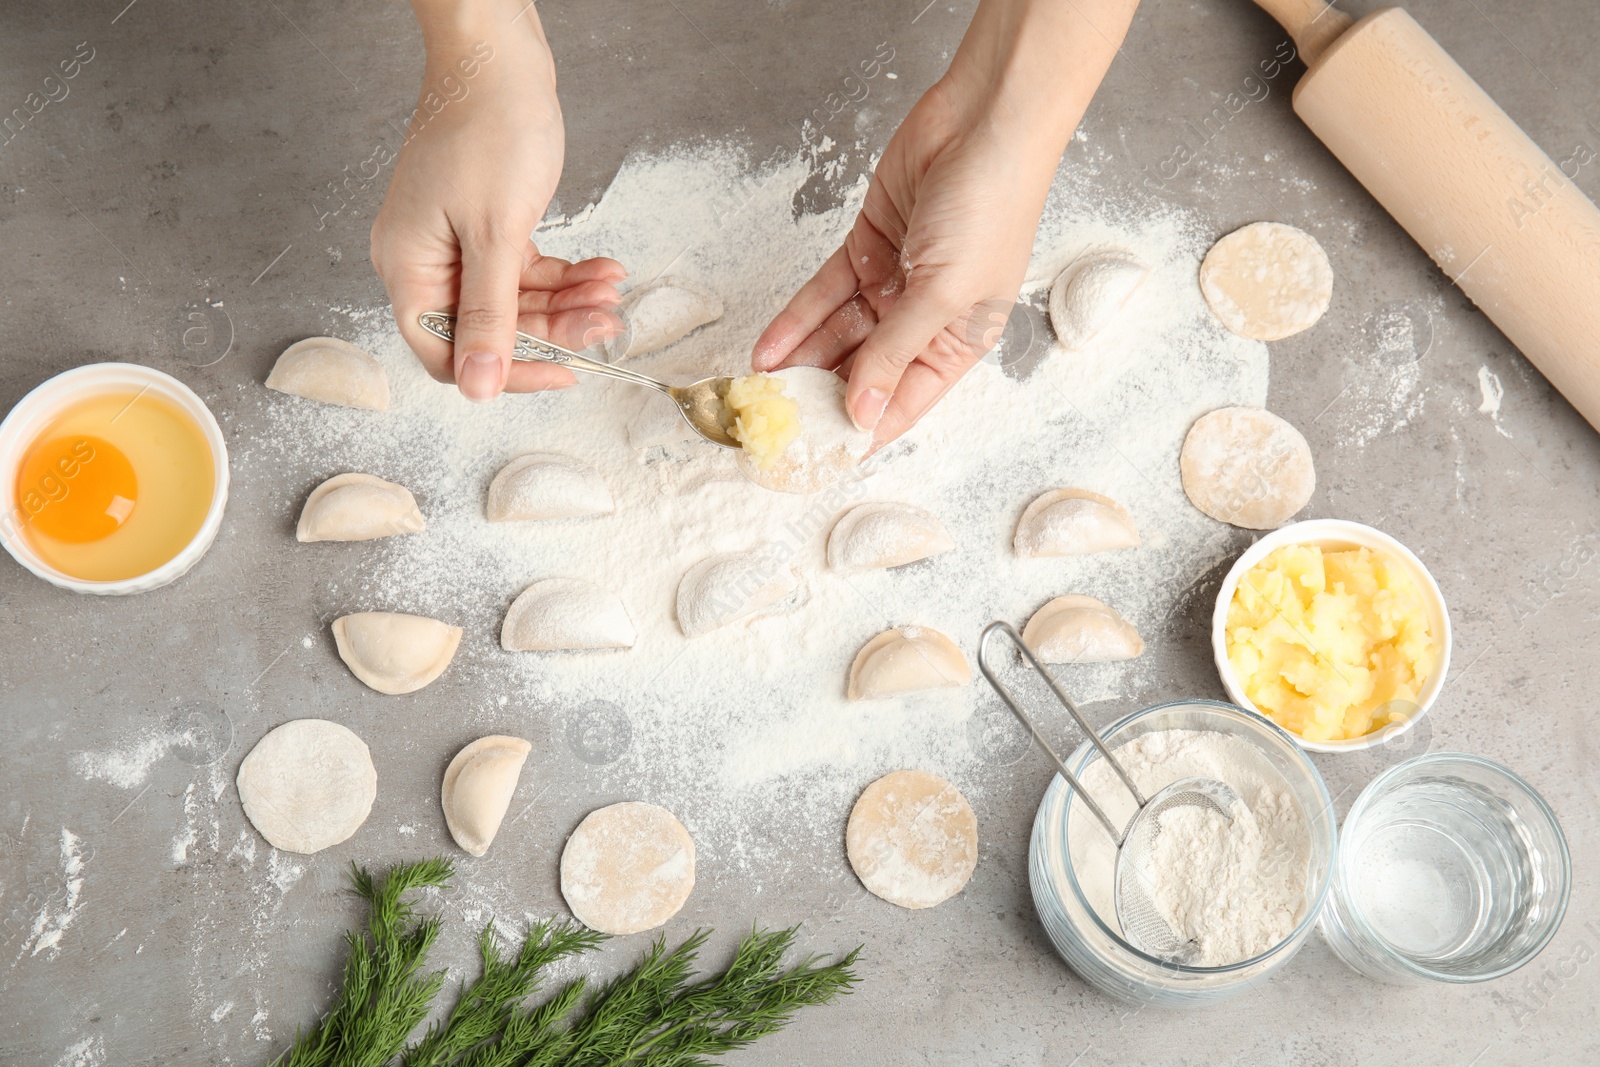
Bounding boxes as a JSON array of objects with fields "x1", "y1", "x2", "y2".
[
  {"x1": 244, "y1": 141, "x2": 1269, "y2": 873},
  {"x1": 1065, "y1": 728, "x2": 1310, "y2": 966}
]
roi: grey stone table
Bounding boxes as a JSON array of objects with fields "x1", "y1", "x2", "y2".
[{"x1": 2, "y1": 0, "x2": 1597, "y2": 1064}]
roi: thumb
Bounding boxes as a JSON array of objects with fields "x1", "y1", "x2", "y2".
[
  {"x1": 452, "y1": 234, "x2": 525, "y2": 402},
  {"x1": 844, "y1": 279, "x2": 961, "y2": 431}
]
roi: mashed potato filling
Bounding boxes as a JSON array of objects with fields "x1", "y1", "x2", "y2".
[
  {"x1": 725, "y1": 373, "x2": 801, "y2": 470},
  {"x1": 1226, "y1": 544, "x2": 1435, "y2": 742}
]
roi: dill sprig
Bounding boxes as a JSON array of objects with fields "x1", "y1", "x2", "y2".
[
  {"x1": 274, "y1": 858, "x2": 455, "y2": 1067},
  {"x1": 266, "y1": 859, "x2": 861, "y2": 1067}
]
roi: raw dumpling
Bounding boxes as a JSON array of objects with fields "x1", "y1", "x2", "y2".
[
  {"x1": 297, "y1": 473, "x2": 425, "y2": 542},
  {"x1": 737, "y1": 367, "x2": 872, "y2": 495},
  {"x1": 236, "y1": 719, "x2": 376, "y2": 854},
  {"x1": 501, "y1": 577, "x2": 636, "y2": 651},
  {"x1": 1013, "y1": 489, "x2": 1140, "y2": 558},
  {"x1": 1022, "y1": 595, "x2": 1144, "y2": 663},
  {"x1": 1180, "y1": 407, "x2": 1315, "y2": 529},
  {"x1": 486, "y1": 453, "x2": 613, "y2": 522},
  {"x1": 1199, "y1": 222, "x2": 1333, "y2": 341},
  {"x1": 266, "y1": 337, "x2": 389, "y2": 411},
  {"x1": 441, "y1": 735, "x2": 531, "y2": 857},
  {"x1": 827, "y1": 501, "x2": 955, "y2": 571},
  {"x1": 676, "y1": 549, "x2": 797, "y2": 637},
  {"x1": 606, "y1": 277, "x2": 723, "y2": 360},
  {"x1": 847, "y1": 770, "x2": 977, "y2": 909},
  {"x1": 847, "y1": 626, "x2": 971, "y2": 700},
  {"x1": 333, "y1": 611, "x2": 463, "y2": 695},
  {"x1": 560, "y1": 801, "x2": 696, "y2": 935},
  {"x1": 1048, "y1": 248, "x2": 1150, "y2": 352}
]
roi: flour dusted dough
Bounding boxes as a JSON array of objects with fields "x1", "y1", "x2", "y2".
[
  {"x1": 333, "y1": 611, "x2": 462, "y2": 695},
  {"x1": 266, "y1": 337, "x2": 390, "y2": 411},
  {"x1": 607, "y1": 277, "x2": 724, "y2": 360},
  {"x1": 675, "y1": 549, "x2": 798, "y2": 637},
  {"x1": 847, "y1": 627, "x2": 970, "y2": 700},
  {"x1": 1180, "y1": 406, "x2": 1315, "y2": 529},
  {"x1": 1023, "y1": 595, "x2": 1144, "y2": 663},
  {"x1": 486, "y1": 453, "x2": 614, "y2": 522},
  {"x1": 827, "y1": 501, "x2": 954, "y2": 571},
  {"x1": 1013, "y1": 489, "x2": 1139, "y2": 558},
  {"x1": 846, "y1": 770, "x2": 977, "y2": 909},
  {"x1": 441, "y1": 735, "x2": 531, "y2": 857},
  {"x1": 297, "y1": 473, "x2": 425, "y2": 542},
  {"x1": 560, "y1": 801, "x2": 696, "y2": 934},
  {"x1": 1199, "y1": 222, "x2": 1332, "y2": 341},
  {"x1": 502, "y1": 577, "x2": 636, "y2": 651},
  {"x1": 1048, "y1": 248, "x2": 1150, "y2": 352},
  {"x1": 237, "y1": 719, "x2": 376, "y2": 854},
  {"x1": 737, "y1": 367, "x2": 872, "y2": 494}
]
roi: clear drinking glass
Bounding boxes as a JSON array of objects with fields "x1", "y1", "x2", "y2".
[{"x1": 1319, "y1": 753, "x2": 1571, "y2": 984}]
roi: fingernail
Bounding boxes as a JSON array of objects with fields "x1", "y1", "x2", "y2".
[
  {"x1": 457, "y1": 352, "x2": 503, "y2": 402},
  {"x1": 851, "y1": 388, "x2": 889, "y2": 432}
]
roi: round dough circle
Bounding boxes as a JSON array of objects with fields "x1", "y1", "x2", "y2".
[
  {"x1": 846, "y1": 770, "x2": 977, "y2": 909},
  {"x1": 1180, "y1": 406, "x2": 1315, "y2": 529},
  {"x1": 560, "y1": 802, "x2": 696, "y2": 934},
  {"x1": 1199, "y1": 222, "x2": 1332, "y2": 341},
  {"x1": 236, "y1": 719, "x2": 376, "y2": 854}
]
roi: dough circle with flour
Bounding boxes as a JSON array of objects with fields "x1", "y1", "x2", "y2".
[
  {"x1": 236, "y1": 719, "x2": 376, "y2": 854},
  {"x1": 847, "y1": 770, "x2": 977, "y2": 909},
  {"x1": 560, "y1": 801, "x2": 696, "y2": 934},
  {"x1": 1199, "y1": 222, "x2": 1332, "y2": 341},
  {"x1": 1180, "y1": 406, "x2": 1315, "y2": 529},
  {"x1": 737, "y1": 367, "x2": 871, "y2": 494}
]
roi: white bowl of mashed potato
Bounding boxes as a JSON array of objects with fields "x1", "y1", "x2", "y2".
[{"x1": 1211, "y1": 519, "x2": 1451, "y2": 753}]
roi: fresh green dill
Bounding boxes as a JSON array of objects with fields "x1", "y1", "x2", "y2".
[{"x1": 267, "y1": 859, "x2": 861, "y2": 1067}]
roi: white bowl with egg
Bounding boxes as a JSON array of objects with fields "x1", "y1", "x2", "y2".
[
  {"x1": 0, "y1": 363, "x2": 230, "y2": 595},
  {"x1": 1211, "y1": 519, "x2": 1452, "y2": 754}
]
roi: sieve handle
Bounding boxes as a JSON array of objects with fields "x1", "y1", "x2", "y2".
[{"x1": 976, "y1": 621, "x2": 1148, "y2": 845}]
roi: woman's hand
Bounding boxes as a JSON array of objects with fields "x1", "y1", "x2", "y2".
[
  {"x1": 372, "y1": 1, "x2": 625, "y2": 402},
  {"x1": 752, "y1": 0, "x2": 1138, "y2": 445}
]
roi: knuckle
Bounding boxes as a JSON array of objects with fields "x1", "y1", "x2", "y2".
[{"x1": 455, "y1": 305, "x2": 514, "y2": 334}]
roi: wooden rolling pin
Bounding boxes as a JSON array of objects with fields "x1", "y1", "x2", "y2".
[{"x1": 1255, "y1": 0, "x2": 1600, "y2": 433}]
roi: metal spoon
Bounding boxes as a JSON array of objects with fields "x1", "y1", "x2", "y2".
[
  {"x1": 417, "y1": 311, "x2": 740, "y2": 449},
  {"x1": 976, "y1": 621, "x2": 1244, "y2": 964}
]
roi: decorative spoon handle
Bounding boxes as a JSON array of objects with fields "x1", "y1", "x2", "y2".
[{"x1": 416, "y1": 311, "x2": 670, "y2": 394}]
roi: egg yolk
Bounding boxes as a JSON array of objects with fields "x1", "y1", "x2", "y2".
[{"x1": 16, "y1": 435, "x2": 138, "y2": 543}]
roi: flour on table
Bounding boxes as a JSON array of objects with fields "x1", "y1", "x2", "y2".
[
  {"x1": 248, "y1": 142, "x2": 1268, "y2": 879},
  {"x1": 17, "y1": 828, "x2": 86, "y2": 960}
]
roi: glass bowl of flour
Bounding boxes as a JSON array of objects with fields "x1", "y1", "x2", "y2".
[{"x1": 1028, "y1": 699, "x2": 1337, "y2": 1005}]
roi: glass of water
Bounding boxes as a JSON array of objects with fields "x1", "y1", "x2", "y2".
[{"x1": 1319, "y1": 753, "x2": 1571, "y2": 984}]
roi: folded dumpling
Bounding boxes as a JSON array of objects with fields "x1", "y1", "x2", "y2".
[
  {"x1": 676, "y1": 549, "x2": 797, "y2": 637},
  {"x1": 847, "y1": 626, "x2": 970, "y2": 700},
  {"x1": 441, "y1": 735, "x2": 532, "y2": 857},
  {"x1": 1022, "y1": 595, "x2": 1143, "y2": 663},
  {"x1": 297, "y1": 473, "x2": 425, "y2": 542},
  {"x1": 828, "y1": 502, "x2": 954, "y2": 571},
  {"x1": 1014, "y1": 489, "x2": 1139, "y2": 558},
  {"x1": 266, "y1": 337, "x2": 389, "y2": 410},
  {"x1": 486, "y1": 453, "x2": 613, "y2": 522},
  {"x1": 501, "y1": 578, "x2": 636, "y2": 651},
  {"x1": 333, "y1": 611, "x2": 462, "y2": 694}
]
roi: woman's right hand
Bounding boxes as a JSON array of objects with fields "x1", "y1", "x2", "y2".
[{"x1": 371, "y1": 1, "x2": 625, "y2": 402}]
